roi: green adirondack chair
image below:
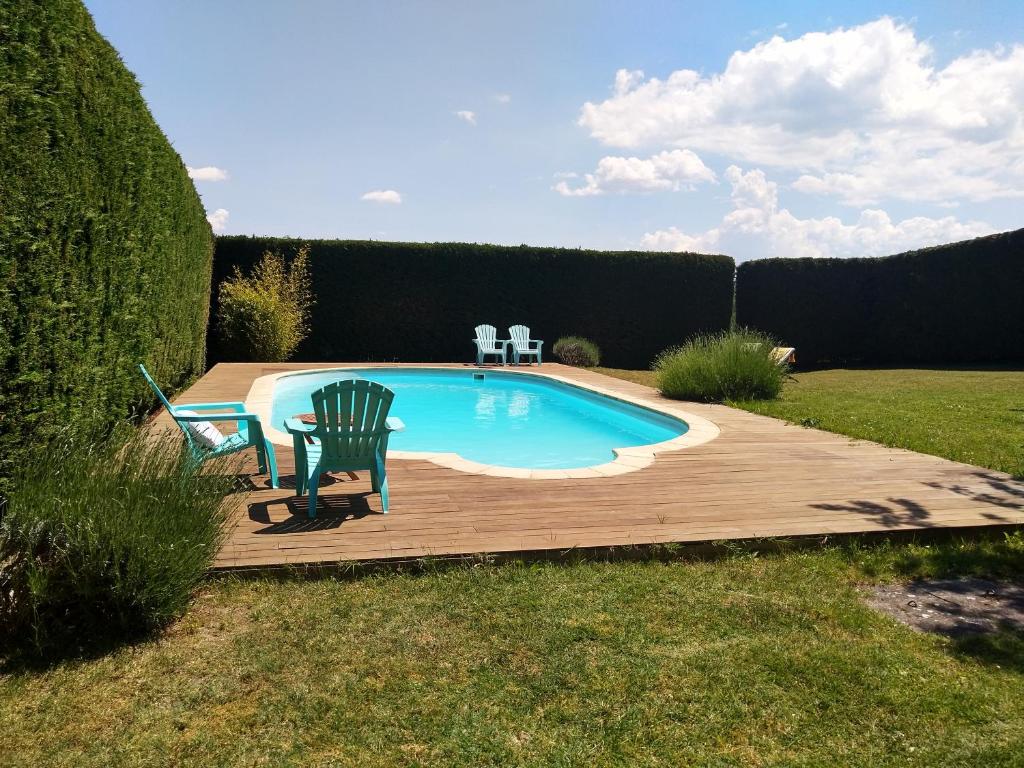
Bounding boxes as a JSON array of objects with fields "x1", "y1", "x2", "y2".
[
  {"x1": 285, "y1": 379, "x2": 405, "y2": 518},
  {"x1": 138, "y1": 364, "x2": 279, "y2": 488}
]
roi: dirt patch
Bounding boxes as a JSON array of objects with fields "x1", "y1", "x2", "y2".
[{"x1": 866, "y1": 578, "x2": 1024, "y2": 637}]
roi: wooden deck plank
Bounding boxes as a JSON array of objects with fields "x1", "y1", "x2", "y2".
[{"x1": 151, "y1": 363, "x2": 1024, "y2": 570}]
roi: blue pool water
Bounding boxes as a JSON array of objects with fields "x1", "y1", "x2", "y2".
[{"x1": 270, "y1": 368, "x2": 687, "y2": 469}]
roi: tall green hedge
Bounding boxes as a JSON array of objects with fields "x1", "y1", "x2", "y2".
[
  {"x1": 212, "y1": 238, "x2": 735, "y2": 369},
  {"x1": 0, "y1": 1, "x2": 213, "y2": 481},
  {"x1": 735, "y1": 229, "x2": 1024, "y2": 367}
]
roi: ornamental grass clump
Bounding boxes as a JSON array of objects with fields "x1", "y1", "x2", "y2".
[
  {"x1": 217, "y1": 246, "x2": 314, "y2": 362},
  {"x1": 655, "y1": 330, "x2": 786, "y2": 402},
  {"x1": 0, "y1": 424, "x2": 238, "y2": 658},
  {"x1": 552, "y1": 336, "x2": 601, "y2": 367}
]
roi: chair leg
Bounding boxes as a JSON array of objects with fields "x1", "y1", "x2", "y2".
[
  {"x1": 379, "y1": 472, "x2": 389, "y2": 513},
  {"x1": 307, "y1": 469, "x2": 321, "y2": 519},
  {"x1": 375, "y1": 453, "x2": 389, "y2": 513},
  {"x1": 264, "y1": 440, "x2": 279, "y2": 488},
  {"x1": 255, "y1": 444, "x2": 268, "y2": 475}
]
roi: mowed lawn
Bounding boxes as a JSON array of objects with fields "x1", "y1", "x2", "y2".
[
  {"x1": 597, "y1": 367, "x2": 1024, "y2": 476},
  {"x1": 3, "y1": 366, "x2": 1023, "y2": 766},
  {"x1": 2, "y1": 539, "x2": 1024, "y2": 767}
]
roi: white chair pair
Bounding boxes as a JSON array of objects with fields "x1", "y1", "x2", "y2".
[{"x1": 473, "y1": 324, "x2": 543, "y2": 366}]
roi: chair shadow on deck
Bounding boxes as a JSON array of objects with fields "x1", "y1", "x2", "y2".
[{"x1": 247, "y1": 474, "x2": 382, "y2": 534}]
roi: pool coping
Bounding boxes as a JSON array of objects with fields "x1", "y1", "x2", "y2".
[{"x1": 245, "y1": 365, "x2": 721, "y2": 479}]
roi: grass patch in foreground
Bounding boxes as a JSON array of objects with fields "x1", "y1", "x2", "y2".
[
  {"x1": 1, "y1": 537, "x2": 1023, "y2": 766},
  {"x1": 596, "y1": 366, "x2": 1024, "y2": 476}
]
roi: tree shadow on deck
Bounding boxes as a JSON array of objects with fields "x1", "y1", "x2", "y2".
[
  {"x1": 810, "y1": 471, "x2": 1024, "y2": 530},
  {"x1": 811, "y1": 497, "x2": 934, "y2": 528},
  {"x1": 922, "y1": 471, "x2": 1024, "y2": 518}
]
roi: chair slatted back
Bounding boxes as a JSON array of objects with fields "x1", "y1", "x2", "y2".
[
  {"x1": 509, "y1": 325, "x2": 531, "y2": 351},
  {"x1": 475, "y1": 324, "x2": 498, "y2": 350},
  {"x1": 139, "y1": 363, "x2": 197, "y2": 449},
  {"x1": 310, "y1": 380, "x2": 395, "y2": 463}
]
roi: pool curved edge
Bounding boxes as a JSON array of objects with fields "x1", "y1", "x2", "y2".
[{"x1": 244, "y1": 365, "x2": 721, "y2": 480}]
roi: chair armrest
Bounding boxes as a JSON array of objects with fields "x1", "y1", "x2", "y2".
[
  {"x1": 285, "y1": 417, "x2": 316, "y2": 435},
  {"x1": 175, "y1": 401, "x2": 246, "y2": 412},
  {"x1": 175, "y1": 411, "x2": 261, "y2": 423},
  {"x1": 385, "y1": 416, "x2": 406, "y2": 432},
  {"x1": 474, "y1": 340, "x2": 504, "y2": 352}
]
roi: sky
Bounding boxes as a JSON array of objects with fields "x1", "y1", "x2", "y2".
[{"x1": 85, "y1": 0, "x2": 1024, "y2": 261}]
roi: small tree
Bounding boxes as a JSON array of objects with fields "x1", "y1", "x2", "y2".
[{"x1": 217, "y1": 246, "x2": 314, "y2": 362}]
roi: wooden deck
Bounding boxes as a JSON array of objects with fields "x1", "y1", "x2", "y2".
[{"x1": 157, "y1": 363, "x2": 1024, "y2": 570}]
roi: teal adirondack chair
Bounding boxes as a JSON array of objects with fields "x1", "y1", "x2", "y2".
[
  {"x1": 473, "y1": 324, "x2": 507, "y2": 366},
  {"x1": 509, "y1": 325, "x2": 543, "y2": 365},
  {"x1": 285, "y1": 379, "x2": 405, "y2": 518},
  {"x1": 139, "y1": 364, "x2": 279, "y2": 488}
]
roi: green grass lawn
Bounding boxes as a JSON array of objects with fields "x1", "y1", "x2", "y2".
[
  {"x1": 4, "y1": 366, "x2": 1023, "y2": 765},
  {"x1": 596, "y1": 366, "x2": 1024, "y2": 476},
  {"x1": 2, "y1": 537, "x2": 1024, "y2": 767}
]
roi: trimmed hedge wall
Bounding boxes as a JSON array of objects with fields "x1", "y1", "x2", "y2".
[
  {"x1": 0, "y1": 1, "x2": 214, "y2": 480},
  {"x1": 735, "y1": 229, "x2": 1024, "y2": 367},
  {"x1": 212, "y1": 238, "x2": 735, "y2": 369}
]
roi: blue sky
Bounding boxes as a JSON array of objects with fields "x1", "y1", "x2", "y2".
[{"x1": 86, "y1": 1, "x2": 1024, "y2": 260}]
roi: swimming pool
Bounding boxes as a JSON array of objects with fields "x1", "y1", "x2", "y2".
[{"x1": 268, "y1": 368, "x2": 689, "y2": 470}]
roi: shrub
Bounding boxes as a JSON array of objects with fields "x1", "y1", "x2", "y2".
[
  {"x1": 553, "y1": 336, "x2": 601, "y2": 367},
  {"x1": 0, "y1": 424, "x2": 238, "y2": 656},
  {"x1": 0, "y1": 1, "x2": 214, "y2": 490},
  {"x1": 735, "y1": 228, "x2": 1024, "y2": 367},
  {"x1": 212, "y1": 237, "x2": 735, "y2": 368},
  {"x1": 217, "y1": 246, "x2": 314, "y2": 362},
  {"x1": 655, "y1": 330, "x2": 786, "y2": 402}
]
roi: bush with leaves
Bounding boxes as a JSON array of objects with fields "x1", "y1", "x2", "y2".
[
  {"x1": 0, "y1": 424, "x2": 238, "y2": 657},
  {"x1": 0, "y1": 1, "x2": 214, "y2": 492},
  {"x1": 655, "y1": 330, "x2": 786, "y2": 402},
  {"x1": 212, "y1": 236, "x2": 735, "y2": 368},
  {"x1": 552, "y1": 336, "x2": 601, "y2": 367},
  {"x1": 216, "y1": 246, "x2": 314, "y2": 361}
]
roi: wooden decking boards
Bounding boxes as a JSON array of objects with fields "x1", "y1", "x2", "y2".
[{"x1": 152, "y1": 363, "x2": 1024, "y2": 570}]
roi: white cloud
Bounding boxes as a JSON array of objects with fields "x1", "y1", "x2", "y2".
[
  {"x1": 361, "y1": 189, "x2": 402, "y2": 204},
  {"x1": 187, "y1": 165, "x2": 229, "y2": 182},
  {"x1": 579, "y1": 17, "x2": 1024, "y2": 205},
  {"x1": 455, "y1": 110, "x2": 477, "y2": 125},
  {"x1": 494, "y1": 93, "x2": 512, "y2": 104},
  {"x1": 206, "y1": 208, "x2": 229, "y2": 233},
  {"x1": 641, "y1": 166, "x2": 993, "y2": 259},
  {"x1": 554, "y1": 149, "x2": 716, "y2": 196}
]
